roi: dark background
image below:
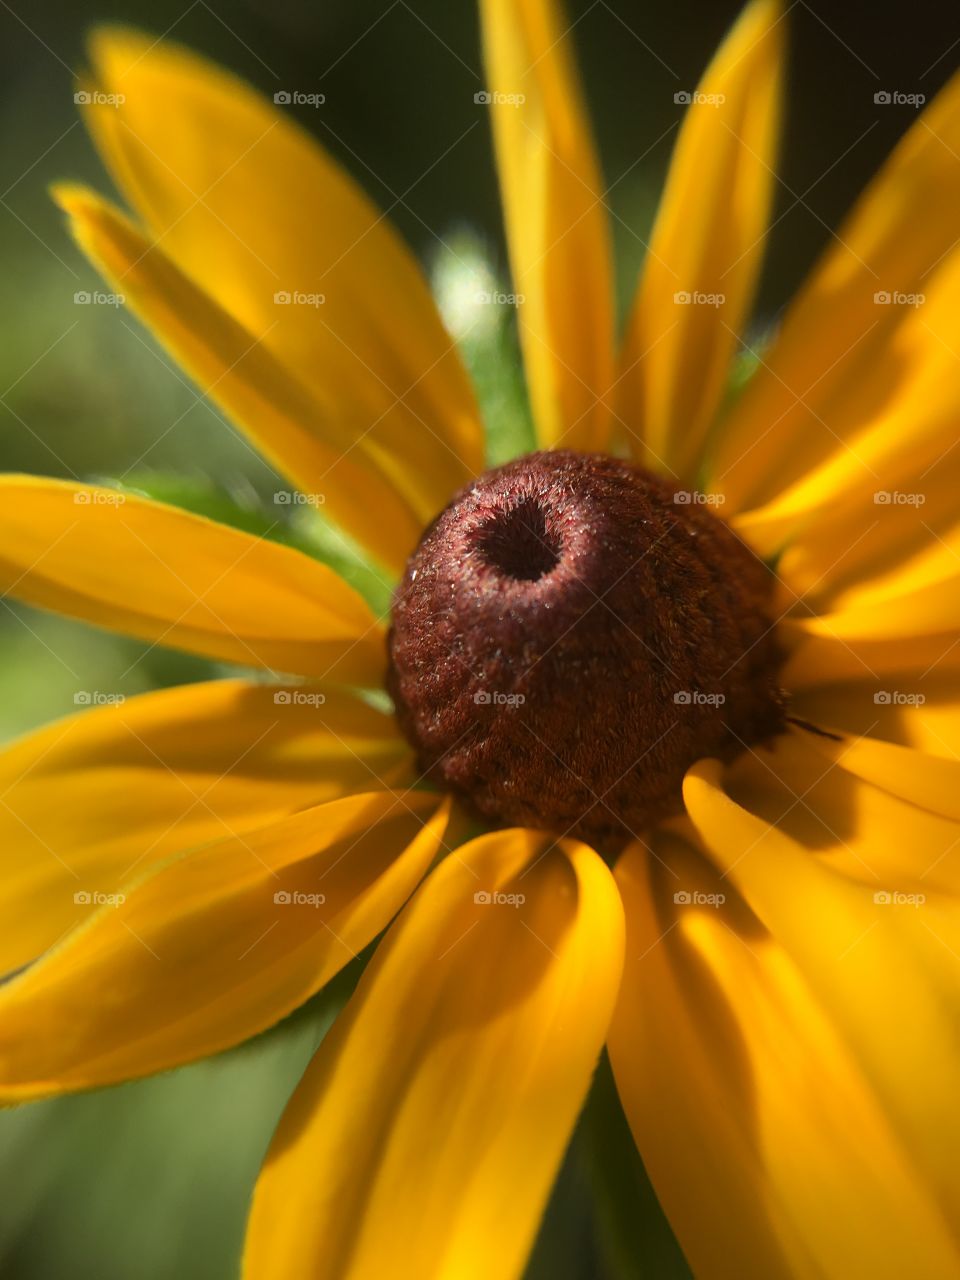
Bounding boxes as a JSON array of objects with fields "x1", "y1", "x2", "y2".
[{"x1": 0, "y1": 1, "x2": 956, "y2": 1276}]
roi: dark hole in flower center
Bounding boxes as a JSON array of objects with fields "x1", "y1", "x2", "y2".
[
  {"x1": 475, "y1": 497, "x2": 561, "y2": 582},
  {"x1": 387, "y1": 451, "x2": 786, "y2": 851}
]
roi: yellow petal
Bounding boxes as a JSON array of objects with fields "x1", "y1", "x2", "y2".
[
  {"x1": 609, "y1": 827, "x2": 960, "y2": 1280},
  {"x1": 681, "y1": 761, "x2": 960, "y2": 1262},
  {"x1": 55, "y1": 185, "x2": 424, "y2": 574},
  {"x1": 729, "y1": 245, "x2": 960, "y2": 552},
  {"x1": 0, "y1": 474, "x2": 383, "y2": 681},
  {"x1": 479, "y1": 0, "x2": 614, "y2": 451},
  {"x1": 796, "y1": 725, "x2": 960, "y2": 826},
  {"x1": 719, "y1": 725, "x2": 960, "y2": 892},
  {"x1": 778, "y1": 535, "x2": 960, "y2": 691},
  {"x1": 0, "y1": 678, "x2": 409, "y2": 975},
  {"x1": 765, "y1": 455, "x2": 960, "y2": 610},
  {"x1": 708, "y1": 67, "x2": 960, "y2": 517},
  {"x1": 782, "y1": 630, "x2": 960, "y2": 689},
  {"x1": 79, "y1": 29, "x2": 484, "y2": 534},
  {"x1": 619, "y1": 0, "x2": 784, "y2": 478},
  {"x1": 790, "y1": 665, "x2": 960, "y2": 759},
  {"x1": 787, "y1": 570, "x2": 960, "y2": 645},
  {"x1": 0, "y1": 791, "x2": 453, "y2": 1099},
  {"x1": 244, "y1": 828, "x2": 624, "y2": 1280}
]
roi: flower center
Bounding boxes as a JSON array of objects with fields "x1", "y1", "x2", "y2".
[{"x1": 387, "y1": 451, "x2": 785, "y2": 848}]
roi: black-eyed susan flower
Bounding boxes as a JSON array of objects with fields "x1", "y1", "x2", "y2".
[{"x1": 2, "y1": 0, "x2": 959, "y2": 1276}]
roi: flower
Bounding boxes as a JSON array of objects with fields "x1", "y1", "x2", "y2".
[{"x1": 1, "y1": 0, "x2": 959, "y2": 1276}]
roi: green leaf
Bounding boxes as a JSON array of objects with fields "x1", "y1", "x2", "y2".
[
  {"x1": 0, "y1": 957, "x2": 364, "y2": 1280},
  {"x1": 582, "y1": 1053, "x2": 693, "y2": 1280},
  {"x1": 524, "y1": 1052, "x2": 693, "y2": 1280},
  {"x1": 430, "y1": 229, "x2": 537, "y2": 466}
]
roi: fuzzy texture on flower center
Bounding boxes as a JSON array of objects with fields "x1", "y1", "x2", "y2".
[{"x1": 387, "y1": 451, "x2": 785, "y2": 847}]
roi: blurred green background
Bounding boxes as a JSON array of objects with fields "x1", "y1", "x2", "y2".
[{"x1": 0, "y1": 0, "x2": 956, "y2": 1275}]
